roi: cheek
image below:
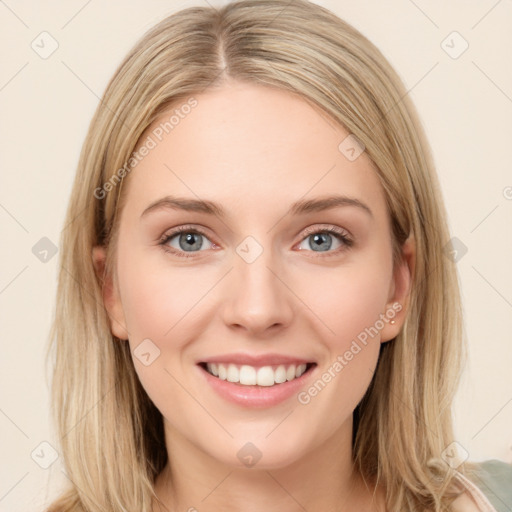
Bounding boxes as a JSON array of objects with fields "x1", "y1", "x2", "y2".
[
  {"x1": 298, "y1": 260, "x2": 392, "y2": 349},
  {"x1": 116, "y1": 251, "x2": 208, "y2": 404},
  {"x1": 296, "y1": 266, "x2": 389, "y2": 433},
  {"x1": 119, "y1": 241, "x2": 392, "y2": 353},
  {"x1": 297, "y1": 257, "x2": 392, "y2": 424},
  {"x1": 118, "y1": 250, "x2": 208, "y2": 342}
]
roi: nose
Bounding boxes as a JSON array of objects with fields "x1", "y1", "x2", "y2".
[{"x1": 220, "y1": 246, "x2": 294, "y2": 336}]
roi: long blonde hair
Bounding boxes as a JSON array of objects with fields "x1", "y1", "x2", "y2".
[{"x1": 46, "y1": 1, "x2": 472, "y2": 510}]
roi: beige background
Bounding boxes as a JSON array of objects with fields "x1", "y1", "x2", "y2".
[{"x1": 1, "y1": 1, "x2": 511, "y2": 510}]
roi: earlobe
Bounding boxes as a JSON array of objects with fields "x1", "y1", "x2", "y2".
[
  {"x1": 380, "y1": 234, "x2": 415, "y2": 343},
  {"x1": 91, "y1": 245, "x2": 129, "y2": 340}
]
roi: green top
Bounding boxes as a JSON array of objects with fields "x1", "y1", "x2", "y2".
[{"x1": 467, "y1": 459, "x2": 512, "y2": 511}]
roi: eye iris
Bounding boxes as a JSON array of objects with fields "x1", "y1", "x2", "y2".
[
  {"x1": 179, "y1": 232, "x2": 202, "y2": 251},
  {"x1": 169, "y1": 230, "x2": 342, "y2": 254},
  {"x1": 310, "y1": 233, "x2": 332, "y2": 252}
]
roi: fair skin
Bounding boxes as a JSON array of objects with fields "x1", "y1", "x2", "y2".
[{"x1": 93, "y1": 80, "x2": 415, "y2": 512}]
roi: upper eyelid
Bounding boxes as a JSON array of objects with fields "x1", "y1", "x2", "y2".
[
  {"x1": 160, "y1": 224, "x2": 352, "y2": 247},
  {"x1": 160, "y1": 225, "x2": 213, "y2": 243},
  {"x1": 301, "y1": 224, "x2": 351, "y2": 237}
]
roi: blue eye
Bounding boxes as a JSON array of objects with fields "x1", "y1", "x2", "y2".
[
  {"x1": 159, "y1": 225, "x2": 353, "y2": 258},
  {"x1": 297, "y1": 226, "x2": 353, "y2": 255},
  {"x1": 160, "y1": 226, "x2": 214, "y2": 258}
]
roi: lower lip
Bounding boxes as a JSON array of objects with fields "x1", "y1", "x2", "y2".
[{"x1": 197, "y1": 364, "x2": 317, "y2": 408}]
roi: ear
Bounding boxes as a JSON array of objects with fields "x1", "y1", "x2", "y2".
[
  {"x1": 380, "y1": 234, "x2": 415, "y2": 343},
  {"x1": 92, "y1": 245, "x2": 129, "y2": 340}
]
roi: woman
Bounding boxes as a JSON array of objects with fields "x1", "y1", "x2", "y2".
[{"x1": 46, "y1": 0, "x2": 511, "y2": 510}]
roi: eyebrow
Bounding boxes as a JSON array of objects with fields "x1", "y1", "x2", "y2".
[{"x1": 140, "y1": 194, "x2": 373, "y2": 219}]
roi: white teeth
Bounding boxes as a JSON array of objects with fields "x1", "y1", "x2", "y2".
[
  {"x1": 295, "y1": 365, "x2": 305, "y2": 378},
  {"x1": 226, "y1": 364, "x2": 239, "y2": 383},
  {"x1": 274, "y1": 365, "x2": 287, "y2": 384},
  {"x1": 239, "y1": 365, "x2": 257, "y2": 385},
  {"x1": 205, "y1": 362, "x2": 309, "y2": 386},
  {"x1": 210, "y1": 362, "x2": 219, "y2": 376},
  {"x1": 256, "y1": 366, "x2": 274, "y2": 386}
]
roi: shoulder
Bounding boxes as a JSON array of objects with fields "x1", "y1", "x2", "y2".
[
  {"x1": 459, "y1": 459, "x2": 512, "y2": 512},
  {"x1": 453, "y1": 459, "x2": 512, "y2": 512}
]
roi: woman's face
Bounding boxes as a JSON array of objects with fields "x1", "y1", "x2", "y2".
[{"x1": 95, "y1": 80, "x2": 413, "y2": 470}]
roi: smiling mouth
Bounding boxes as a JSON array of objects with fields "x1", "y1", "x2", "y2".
[{"x1": 198, "y1": 362, "x2": 317, "y2": 387}]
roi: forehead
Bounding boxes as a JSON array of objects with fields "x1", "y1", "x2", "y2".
[{"x1": 122, "y1": 81, "x2": 387, "y2": 224}]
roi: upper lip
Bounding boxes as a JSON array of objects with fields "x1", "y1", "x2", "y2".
[{"x1": 198, "y1": 353, "x2": 316, "y2": 367}]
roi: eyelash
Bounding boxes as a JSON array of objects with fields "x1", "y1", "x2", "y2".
[{"x1": 159, "y1": 224, "x2": 354, "y2": 259}]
